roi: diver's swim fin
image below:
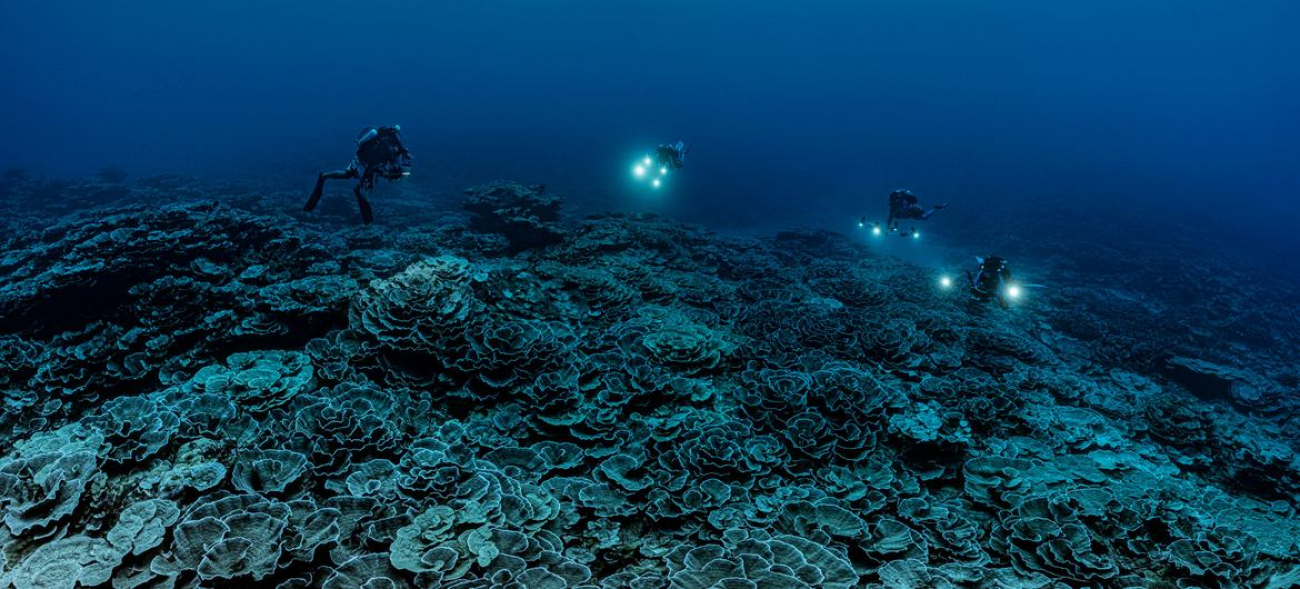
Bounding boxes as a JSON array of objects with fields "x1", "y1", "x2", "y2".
[
  {"x1": 356, "y1": 192, "x2": 374, "y2": 224},
  {"x1": 304, "y1": 177, "x2": 325, "y2": 212}
]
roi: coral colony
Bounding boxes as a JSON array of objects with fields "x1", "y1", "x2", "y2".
[{"x1": 0, "y1": 174, "x2": 1298, "y2": 588}]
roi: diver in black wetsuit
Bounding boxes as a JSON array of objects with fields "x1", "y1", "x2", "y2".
[
  {"x1": 304, "y1": 125, "x2": 412, "y2": 224},
  {"x1": 655, "y1": 141, "x2": 688, "y2": 170},
  {"x1": 966, "y1": 256, "x2": 1014, "y2": 309},
  {"x1": 886, "y1": 189, "x2": 947, "y2": 232}
]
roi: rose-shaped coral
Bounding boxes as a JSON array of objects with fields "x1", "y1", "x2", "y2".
[
  {"x1": 458, "y1": 319, "x2": 576, "y2": 391},
  {"x1": 666, "y1": 536, "x2": 858, "y2": 589},
  {"x1": 640, "y1": 322, "x2": 731, "y2": 375},
  {"x1": 189, "y1": 350, "x2": 314, "y2": 412},
  {"x1": 736, "y1": 369, "x2": 813, "y2": 429},
  {"x1": 349, "y1": 256, "x2": 483, "y2": 354}
]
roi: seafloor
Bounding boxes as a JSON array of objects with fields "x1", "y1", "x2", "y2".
[{"x1": 1, "y1": 172, "x2": 1299, "y2": 589}]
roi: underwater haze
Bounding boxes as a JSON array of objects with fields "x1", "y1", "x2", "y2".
[
  {"x1": 3, "y1": 2, "x2": 1300, "y2": 589},
  {"x1": 3, "y1": 1, "x2": 1298, "y2": 238}
]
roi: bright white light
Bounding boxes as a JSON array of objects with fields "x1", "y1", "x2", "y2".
[
  {"x1": 872, "y1": 226, "x2": 882, "y2": 236},
  {"x1": 940, "y1": 276, "x2": 952, "y2": 288},
  {"x1": 652, "y1": 178, "x2": 661, "y2": 188},
  {"x1": 912, "y1": 231, "x2": 921, "y2": 239},
  {"x1": 643, "y1": 156, "x2": 652, "y2": 166},
  {"x1": 659, "y1": 167, "x2": 668, "y2": 175},
  {"x1": 857, "y1": 221, "x2": 865, "y2": 228},
  {"x1": 633, "y1": 165, "x2": 646, "y2": 177},
  {"x1": 1007, "y1": 285, "x2": 1022, "y2": 299}
]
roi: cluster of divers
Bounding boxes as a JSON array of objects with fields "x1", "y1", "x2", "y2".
[{"x1": 303, "y1": 127, "x2": 1022, "y2": 309}]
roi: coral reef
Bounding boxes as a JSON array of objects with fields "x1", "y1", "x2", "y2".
[
  {"x1": 1, "y1": 175, "x2": 1298, "y2": 588},
  {"x1": 462, "y1": 181, "x2": 566, "y2": 251}
]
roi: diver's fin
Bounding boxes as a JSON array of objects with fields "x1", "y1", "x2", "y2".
[
  {"x1": 357, "y1": 192, "x2": 374, "y2": 224},
  {"x1": 305, "y1": 177, "x2": 325, "y2": 212},
  {"x1": 975, "y1": 256, "x2": 984, "y2": 265}
]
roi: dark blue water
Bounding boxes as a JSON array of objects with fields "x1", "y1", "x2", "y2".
[{"x1": 2, "y1": 2, "x2": 1297, "y2": 253}]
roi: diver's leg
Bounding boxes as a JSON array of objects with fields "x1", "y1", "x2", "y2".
[
  {"x1": 305, "y1": 169, "x2": 353, "y2": 212},
  {"x1": 354, "y1": 183, "x2": 374, "y2": 224}
]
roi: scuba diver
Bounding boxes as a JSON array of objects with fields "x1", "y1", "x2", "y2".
[
  {"x1": 860, "y1": 189, "x2": 948, "y2": 237},
  {"x1": 965, "y1": 256, "x2": 1015, "y2": 309},
  {"x1": 655, "y1": 141, "x2": 689, "y2": 170},
  {"x1": 304, "y1": 125, "x2": 412, "y2": 224},
  {"x1": 885, "y1": 189, "x2": 947, "y2": 232}
]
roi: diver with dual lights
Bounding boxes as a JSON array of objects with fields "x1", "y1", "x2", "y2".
[
  {"x1": 955, "y1": 256, "x2": 1042, "y2": 309},
  {"x1": 632, "y1": 141, "x2": 689, "y2": 189},
  {"x1": 966, "y1": 256, "x2": 1015, "y2": 308},
  {"x1": 861, "y1": 188, "x2": 948, "y2": 238},
  {"x1": 936, "y1": 257, "x2": 1024, "y2": 309}
]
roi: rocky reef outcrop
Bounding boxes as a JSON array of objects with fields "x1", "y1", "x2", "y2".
[{"x1": 462, "y1": 181, "x2": 566, "y2": 251}]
